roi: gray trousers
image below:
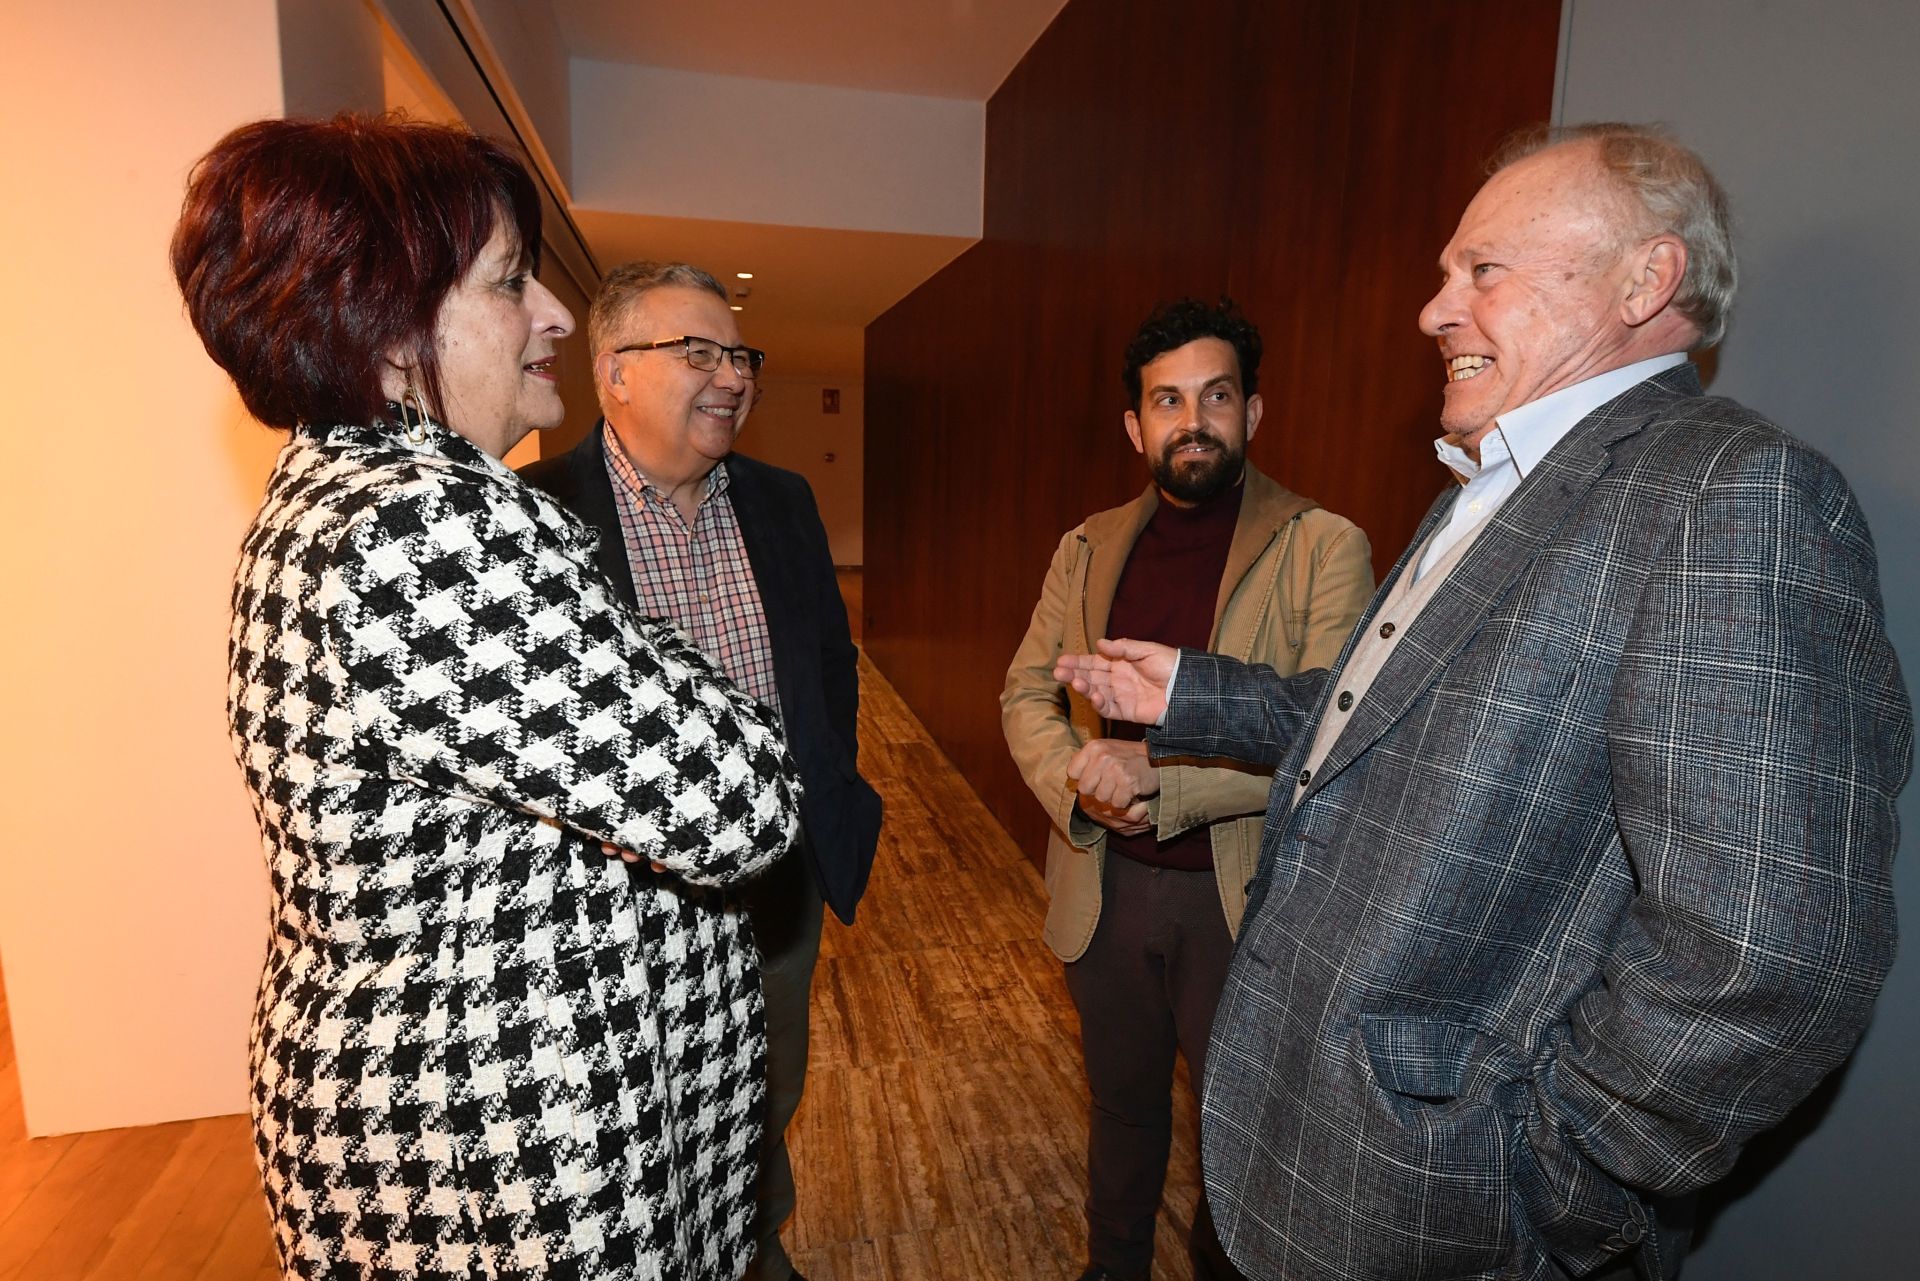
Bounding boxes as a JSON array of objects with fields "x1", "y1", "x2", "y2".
[
  {"x1": 1064, "y1": 854, "x2": 1243, "y2": 1281},
  {"x1": 740, "y1": 847, "x2": 825, "y2": 1281}
]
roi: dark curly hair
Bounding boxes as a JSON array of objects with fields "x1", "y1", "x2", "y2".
[
  {"x1": 170, "y1": 113, "x2": 542, "y2": 431},
  {"x1": 1121, "y1": 297, "x2": 1262, "y2": 410}
]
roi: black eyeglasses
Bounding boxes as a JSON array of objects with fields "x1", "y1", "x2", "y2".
[{"x1": 613, "y1": 335, "x2": 765, "y2": 379}]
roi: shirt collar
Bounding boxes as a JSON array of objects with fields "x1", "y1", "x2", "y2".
[
  {"x1": 601, "y1": 422, "x2": 730, "y2": 503},
  {"x1": 1432, "y1": 352, "x2": 1688, "y2": 480}
]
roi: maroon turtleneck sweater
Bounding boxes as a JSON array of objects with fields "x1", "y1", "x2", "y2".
[{"x1": 1101, "y1": 479, "x2": 1243, "y2": 870}]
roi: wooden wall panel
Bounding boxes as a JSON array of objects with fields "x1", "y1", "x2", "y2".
[
  {"x1": 1232, "y1": 2, "x2": 1565, "y2": 574},
  {"x1": 1221, "y1": 1, "x2": 1359, "y2": 494},
  {"x1": 866, "y1": 0, "x2": 1562, "y2": 865}
]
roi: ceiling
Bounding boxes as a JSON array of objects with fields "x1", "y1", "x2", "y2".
[
  {"x1": 571, "y1": 208, "x2": 974, "y2": 377},
  {"x1": 533, "y1": 1, "x2": 1063, "y2": 375},
  {"x1": 551, "y1": 0, "x2": 1068, "y2": 99}
]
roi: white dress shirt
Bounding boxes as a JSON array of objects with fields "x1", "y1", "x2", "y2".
[
  {"x1": 1415, "y1": 352, "x2": 1688, "y2": 580},
  {"x1": 1156, "y1": 352, "x2": 1691, "y2": 719}
]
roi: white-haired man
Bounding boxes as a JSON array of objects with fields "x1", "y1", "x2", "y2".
[{"x1": 1057, "y1": 125, "x2": 1911, "y2": 1280}]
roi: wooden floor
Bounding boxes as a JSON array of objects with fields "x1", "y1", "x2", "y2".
[
  {"x1": 785, "y1": 654, "x2": 1202, "y2": 1279},
  {"x1": 0, "y1": 981, "x2": 282, "y2": 1279},
  {"x1": 0, "y1": 622, "x2": 1204, "y2": 1279}
]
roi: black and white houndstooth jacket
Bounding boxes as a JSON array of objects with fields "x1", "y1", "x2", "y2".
[{"x1": 229, "y1": 418, "x2": 801, "y2": 1281}]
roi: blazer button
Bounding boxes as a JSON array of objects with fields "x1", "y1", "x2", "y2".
[
  {"x1": 1378, "y1": 621, "x2": 1396, "y2": 639},
  {"x1": 1337, "y1": 691, "x2": 1353, "y2": 711},
  {"x1": 1297, "y1": 768, "x2": 1312, "y2": 788}
]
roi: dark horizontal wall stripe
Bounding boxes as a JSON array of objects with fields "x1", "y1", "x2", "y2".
[{"x1": 865, "y1": 0, "x2": 1561, "y2": 864}]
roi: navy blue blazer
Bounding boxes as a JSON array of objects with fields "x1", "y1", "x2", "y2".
[{"x1": 521, "y1": 425, "x2": 882, "y2": 924}]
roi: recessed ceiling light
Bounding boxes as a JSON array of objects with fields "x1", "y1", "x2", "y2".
[
  {"x1": 730, "y1": 305, "x2": 744, "y2": 311},
  {"x1": 735, "y1": 272, "x2": 754, "y2": 280}
]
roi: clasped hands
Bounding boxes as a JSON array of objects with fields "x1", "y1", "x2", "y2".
[
  {"x1": 1055, "y1": 638, "x2": 1181, "y2": 837},
  {"x1": 1069, "y1": 738, "x2": 1157, "y2": 835}
]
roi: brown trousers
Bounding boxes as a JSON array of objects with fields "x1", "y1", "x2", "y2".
[{"x1": 1064, "y1": 853, "x2": 1244, "y2": 1281}]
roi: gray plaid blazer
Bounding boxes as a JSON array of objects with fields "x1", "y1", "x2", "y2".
[{"x1": 1153, "y1": 365, "x2": 1911, "y2": 1281}]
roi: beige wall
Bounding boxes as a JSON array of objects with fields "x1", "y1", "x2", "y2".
[
  {"x1": 736, "y1": 377, "x2": 865, "y2": 565},
  {"x1": 1, "y1": 0, "x2": 286, "y2": 1134},
  {"x1": 279, "y1": 0, "x2": 384, "y2": 116},
  {"x1": 464, "y1": 0, "x2": 574, "y2": 189}
]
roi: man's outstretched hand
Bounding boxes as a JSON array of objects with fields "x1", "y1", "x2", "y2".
[{"x1": 1053, "y1": 638, "x2": 1177, "y2": 726}]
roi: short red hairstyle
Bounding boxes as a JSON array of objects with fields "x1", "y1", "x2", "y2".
[{"x1": 170, "y1": 114, "x2": 542, "y2": 431}]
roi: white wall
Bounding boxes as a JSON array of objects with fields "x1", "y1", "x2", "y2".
[
  {"x1": 737, "y1": 378, "x2": 866, "y2": 566},
  {"x1": 570, "y1": 60, "x2": 984, "y2": 238},
  {"x1": 0, "y1": 0, "x2": 285, "y2": 1134},
  {"x1": 1557, "y1": 2, "x2": 1920, "y2": 1275}
]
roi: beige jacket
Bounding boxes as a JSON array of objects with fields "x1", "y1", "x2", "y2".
[{"x1": 1001, "y1": 466, "x2": 1374, "y2": 961}]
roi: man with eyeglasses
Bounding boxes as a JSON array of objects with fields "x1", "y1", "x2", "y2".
[{"x1": 522, "y1": 261, "x2": 881, "y2": 1281}]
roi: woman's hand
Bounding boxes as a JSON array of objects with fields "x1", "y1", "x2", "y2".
[{"x1": 602, "y1": 841, "x2": 665, "y2": 873}]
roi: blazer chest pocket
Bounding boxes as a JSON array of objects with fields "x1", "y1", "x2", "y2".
[{"x1": 1443, "y1": 627, "x2": 1583, "y2": 714}]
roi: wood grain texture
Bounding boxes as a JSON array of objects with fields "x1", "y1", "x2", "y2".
[
  {"x1": 1235, "y1": 1, "x2": 1572, "y2": 575},
  {"x1": 0, "y1": 630, "x2": 1198, "y2": 1279},
  {"x1": 864, "y1": 0, "x2": 1563, "y2": 864},
  {"x1": 789, "y1": 650, "x2": 1203, "y2": 1279}
]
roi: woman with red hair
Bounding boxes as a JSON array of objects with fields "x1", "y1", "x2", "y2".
[{"x1": 173, "y1": 114, "x2": 798, "y2": 1280}]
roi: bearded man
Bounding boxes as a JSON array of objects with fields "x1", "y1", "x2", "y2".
[{"x1": 1002, "y1": 298, "x2": 1373, "y2": 1281}]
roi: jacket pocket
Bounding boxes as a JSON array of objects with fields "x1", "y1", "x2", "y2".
[
  {"x1": 1356, "y1": 1016, "x2": 1646, "y2": 1277},
  {"x1": 1336, "y1": 1015, "x2": 1526, "y2": 1276},
  {"x1": 1442, "y1": 628, "x2": 1581, "y2": 710}
]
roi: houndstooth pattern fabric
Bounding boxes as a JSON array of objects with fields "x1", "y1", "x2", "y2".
[
  {"x1": 229, "y1": 419, "x2": 801, "y2": 1281},
  {"x1": 1154, "y1": 366, "x2": 1911, "y2": 1281}
]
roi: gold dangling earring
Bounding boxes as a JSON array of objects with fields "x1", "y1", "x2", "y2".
[{"x1": 400, "y1": 375, "x2": 428, "y2": 446}]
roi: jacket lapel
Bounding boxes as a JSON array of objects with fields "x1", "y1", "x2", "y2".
[
  {"x1": 723, "y1": 456, "x2": 802, "y2": 715},
  {"x1": 1305, "y1": 366, "x2": 1694, "y2": 792},
  {"x1": 1213, "y1": 466, "x2": 1314, "y2": 651},
  {"x1": 566, "y1": 423, "x2": 640, "y2": 609},
  {"x1": 1080, "y1": 486, "x2": 1158, "y2": 645}
]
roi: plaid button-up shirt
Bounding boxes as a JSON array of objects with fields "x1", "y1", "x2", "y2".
[{"x1": 603, "y1": 426, "x2": 781, "y2": 721}]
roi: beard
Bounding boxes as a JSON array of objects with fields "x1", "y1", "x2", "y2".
[{"x1": 1151, "y1": 430, "x2": 1246, "y2": 504}]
